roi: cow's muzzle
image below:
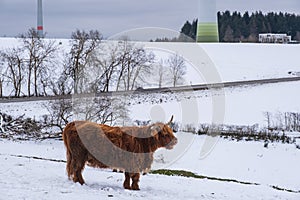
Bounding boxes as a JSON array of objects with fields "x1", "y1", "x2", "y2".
[{"x1": 166, "y1": 138, "x2": 178, "y2": 150}]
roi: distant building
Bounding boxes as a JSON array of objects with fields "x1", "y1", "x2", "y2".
[{"x1": 259, "y1": 33, "x2": 291, "y2": 44}]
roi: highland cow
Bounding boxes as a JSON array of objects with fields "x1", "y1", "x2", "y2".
[{"x1": 62, "y1": 116, "x2": 177, "y2": 190}]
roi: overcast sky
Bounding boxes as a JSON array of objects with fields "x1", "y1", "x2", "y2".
[{"x1": 0, "y1": 0, "x2": 299, "y2": 38}]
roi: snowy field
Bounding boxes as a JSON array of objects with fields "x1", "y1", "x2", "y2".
[
  {"x1": 0, "y1": 134, "x2": 299, "y2": 200},
  {"x1": 1, "y1": 39, "x2": 300, "y2": 199},
  {"x1": 200, "y1": 43, "x2": 300, "y2": 82}
]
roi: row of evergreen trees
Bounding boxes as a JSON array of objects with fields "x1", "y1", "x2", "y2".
[{"x1": 180, "y1": 11, "x2": 300, "y2": 42}]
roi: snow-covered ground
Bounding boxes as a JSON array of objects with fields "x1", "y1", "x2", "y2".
[
  {"x1": 143, "y1": 42, "x2": 300, "y2": 85},
  {"x1": 200, "y1": 43, "x2": 300, "y2": 82},
  {"x1": 0, "y1": 133, "x2": 299, "y2": 200}
]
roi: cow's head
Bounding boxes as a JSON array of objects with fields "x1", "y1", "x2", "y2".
[{"x1": 150, "y1": 116, "x2": 178, "y2": 150}]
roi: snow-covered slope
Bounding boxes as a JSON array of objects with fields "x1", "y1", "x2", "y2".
[
  {"x1": 0, "y1": 135, "x2": 299, "y2": 200},
  {"x1": 200, "y1": 43, "x2": 300, "y2": 82}
]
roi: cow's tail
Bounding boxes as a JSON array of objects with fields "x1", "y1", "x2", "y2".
[{"x1": 62, "y1": 122, "x2": 73, "y2": 179}]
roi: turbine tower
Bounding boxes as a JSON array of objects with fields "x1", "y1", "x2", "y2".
[
  {"x1": 197, "y1": 0, "x2": 219, "y2": 42},
  {"x1": 37, "y1": 0, "x2": 44, "y2": 37}
]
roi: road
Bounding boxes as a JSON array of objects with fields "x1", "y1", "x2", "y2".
[{"x1": 1, "y1": 76, "x2": 300, "y2": 103}]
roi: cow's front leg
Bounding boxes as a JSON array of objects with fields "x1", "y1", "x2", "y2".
[
  {"x1": 123, "y1": 172, "x2": 131, "y2": 190},
  {"x1": 131, "y1": 173, "x2": 140, "y2": 190}
]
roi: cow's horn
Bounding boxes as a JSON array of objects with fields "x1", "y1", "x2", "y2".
[{"x1": 167, "y1": 115, "x2": 174, "y2": 125}]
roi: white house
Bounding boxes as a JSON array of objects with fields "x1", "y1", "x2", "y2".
[{"x1": 259, "y1": 33, "x2": 292, "y2": 44}]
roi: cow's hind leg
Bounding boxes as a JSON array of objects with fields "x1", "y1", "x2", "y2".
[
  {"x1": 131, "y1": 173, "x2": 140, "y2": 190},
  {"x1": 123, "y1": 172, "x2": 131, "y2": 190},
  {"x1": 71, "y1": 154, "x2": 87, "y2": 185},
  {"x1": 67, "y1": 152, "x2": 87, "y2": 185}
]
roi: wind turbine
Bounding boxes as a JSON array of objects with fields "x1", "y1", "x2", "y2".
[
  {"x1": 37, "y1": 0, "x2": 44, "y2": 37},
  {"x1": 197, "y1": 0, "x2": 219, "y2": 42}
]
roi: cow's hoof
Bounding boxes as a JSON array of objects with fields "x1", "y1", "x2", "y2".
[
  {"x1": 123, "y1": 183, "x2": 131, "y2": 190},
  {"x1": 131, "y1": 185, "x2": 140, "y2": 190},
  {"x1": 124, "y1": 186, "x2": 131, "y2": 190},
  {"x1": 73, "y1": 178, "x2": 85, "y2": 185}
]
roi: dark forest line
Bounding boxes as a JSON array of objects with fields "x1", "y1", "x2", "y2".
[{"x1": 176, "y1": 11, "x2": 300, "y2": 42}]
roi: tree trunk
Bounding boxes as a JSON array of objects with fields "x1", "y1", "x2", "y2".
[
  {"x1": 34, "y1": 64, "x2": 38, "y2": 96},
  {"x1": 0, "y1": 80, "x2": 2, "y2": 97},
  {"x1": 27, "y1": 70, "x2": 31, "y2": 96}
]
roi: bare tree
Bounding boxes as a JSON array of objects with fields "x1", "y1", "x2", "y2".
[
  {"x1": 157, "y1": 61, "x2": 165, "y2": 88},
  {"x1": 83, "y1": 39, "x2": 154, "y2": 93},
  {"x1": 20, "y1": 28, "x2": 40, "y2": 96},
  {"x1": 36, "y1": 39, "x2": 59, "y2": 96},
  {"x1": 74, "y1": 96, "x2": 128, "y2": 125},
  {"x1": 19, "y1": 28, "x2": 58, "y2": 96},
  {"x1": 65, "y1": 29, "x2": 102, "y2": 94},
  {"x1": 167, "y1": 53, "x2": 187, "y2": 87},
  {"x1": 0, "y1": 76, "x2": 3, "y2": 97},
  {"x1": 1, "y1": 47, "x2": 24, "y2": 97},
  {"x1": 152, "y1": 59, "x2": 169, "y2": 88},
  {"x1": 263, "y1": 111, "x2": 272, "y2": 129},
  {"x1": 71, "y1": 93, "x2": 130, "y2": 127},
  {"x1": 50, "y1": 69, "x2": 73, "y2": 96},
  {"x1": 274, "y1": 111, "x2": 284, "y2": 130},
  {"x1": 115, "y1": 40, "x2": 131, "y2": 91},
  {"x1": 264, "y1": 111, "x2": 300, "y2": 132},
  {"x1": 0, "y1": 60, "x2": 4, "y2": 97},
  {"x1": 116, "y1": 40, "x2": 154, "y2": 91},
  {"x1": 126, "y1": 47, "x2": 154, "y2": 90},
  {"x1": 91, "y1": 43, "x2": 121, "y2": 92},
  {"x1": 44, "y1": 98, "x2": 73, "y2": 132},
  {"x1": 291, "y1": 112, "x2": 300, "y2": 132}
]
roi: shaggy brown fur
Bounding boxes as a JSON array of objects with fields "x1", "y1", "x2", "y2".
[{"x1": 62, "y1": 117, "x2": 177, "y2": 190}]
